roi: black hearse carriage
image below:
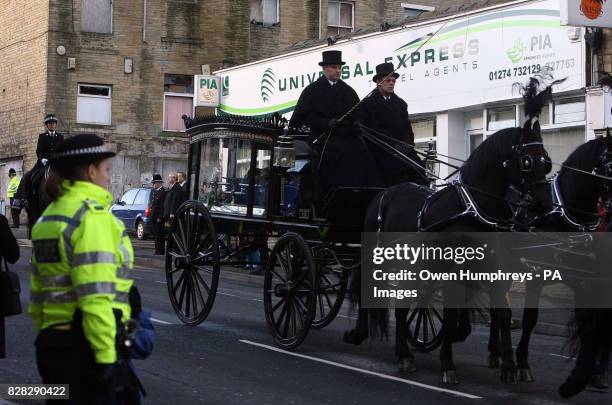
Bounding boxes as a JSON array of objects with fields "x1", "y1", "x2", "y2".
[{"x1": 165, "y1": 113, "x2": 386, "y2": 349}]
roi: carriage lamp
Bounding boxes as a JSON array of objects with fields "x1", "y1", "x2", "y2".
[{"x1": 273, "y1": 135, "x2": 296, "y2": 168}]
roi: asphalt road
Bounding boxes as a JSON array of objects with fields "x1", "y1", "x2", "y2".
[{"x1": 1, "y1": 240, "x2": 610, "y2": 405}]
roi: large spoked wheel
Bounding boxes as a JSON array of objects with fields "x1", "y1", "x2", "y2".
[
  {"x1": 311, "y1": 263, "x2": 348, "y2": 329},
  {"x1": 406, "y1": 283, "x2": 444, "y2": 352},
  {"x1": 166, "y1": 201, "x2": 220, "y2": 325},
  {"x1": 264, "y1": 232, "x2": 316, "y2": 350}
]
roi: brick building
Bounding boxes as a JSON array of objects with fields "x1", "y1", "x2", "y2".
[{"x1": 0, "y1": 0, "x2": 515, "y2": 211}]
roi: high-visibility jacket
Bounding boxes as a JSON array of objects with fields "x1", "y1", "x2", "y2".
[
  {"x1": 7, "y1": 175, "x2": 20, "y2": 198},
  {"x1": 29, "y1": 180, "x2": 134, "y2": 364}
]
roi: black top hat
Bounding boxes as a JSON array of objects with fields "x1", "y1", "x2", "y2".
[
  {"x1": 319, "y1": 50, "x2": 345, "y2": 66},
  {"x1": 151, "y1": 174, "x2": 163, "y2": 183},
  {"x1": 44, "y1": 114, "x2": 58, "y2": 125},
  {"x1": 8, "y1": 168, "x2": 16, "y2": 176},
  {"x1": 50, "y1": 134, "x2": 116, "y2": 169},
  {"x1": 373, "y1": 63, "x2": 399, "y2": 82}
]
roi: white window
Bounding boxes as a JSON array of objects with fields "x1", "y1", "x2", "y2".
[
  {"x1": 81, "y1": 0, "x2": 112, "y2": 34},
  {"x1": 164, "y1": 74, "x2": 194, "y2": 131},
  {"x1": 327, "y1": 1, "x2": 354, "y2": 36},
  {"x1": 487, "y1": 106, "x2": 516, "y2": 131},
  {"x1": 77, "y1": 84, "x2": 112, "y2": 125},
  {"x1": 542, "y1": 127, "x2": 585, "y2": 166},
  {"x1": 554, "y1": 97, "x2": 586, "y2": 124},
  {"x1": 401, "y1": 3, "x2": 435, "y2": 18},
  {"x1": 250, "y1": 0, "x2": 279, "y2": 25},
  {"x1": 412, "y1": 117, "x2": 436, "y2": 140}
]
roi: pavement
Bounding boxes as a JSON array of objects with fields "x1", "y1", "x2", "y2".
[{"x1": 3, "y1": 227, "x2": 607, "y2": 404}]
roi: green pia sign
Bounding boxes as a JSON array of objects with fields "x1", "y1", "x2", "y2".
[{"x1": 195, "y1": 75, "x2": 221, "y2": 107}]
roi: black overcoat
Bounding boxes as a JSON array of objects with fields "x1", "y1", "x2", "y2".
[
  {"x1": 150, "y1": 187, "x2": 166, "y2": 221},
  {"x1": 289, "y1": 77, "x2": 385, "y2": 195}
]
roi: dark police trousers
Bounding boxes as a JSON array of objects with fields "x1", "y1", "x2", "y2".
[
  {"x1": 9, "y1": 198, "x2": 20, "y2": 227},
  {"x1": 35, "y1": 328, "x2": 117, "y2": 405}
]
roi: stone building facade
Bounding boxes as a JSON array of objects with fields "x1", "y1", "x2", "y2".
[{"x1": 0, "y1": 0, "x2": 534, "y2": 209}]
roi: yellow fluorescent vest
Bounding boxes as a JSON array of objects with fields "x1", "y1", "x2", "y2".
[
  {"x1": 29, "y1": 180, "x2": 134, "y2": 364},
  {"x1": 7, "y1": 176, "x2": 20, "y2": 198}
]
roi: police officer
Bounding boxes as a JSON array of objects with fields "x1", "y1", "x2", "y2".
[
  {"x1": 35, "y1": 114, "x2": 65, "y2": 170},
  {"x1": 354, "y1": 62, "x2": 425, "y2": 186},
  {"x1": 149, "y1": 174, "x2": 166, "y2": 255},
  {"x1": 7, "y1": 168, "x2": 21, "y2": 228},
  {"x1": 29, "y1": 134, "x2": 134, "y2": 404}
]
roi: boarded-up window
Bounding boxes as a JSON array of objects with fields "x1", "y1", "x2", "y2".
[
  {"x1": 164, "y1": 74, "x2": 194, "y2": 131},
  {"x1": 82, "y1": 0, "x2": 113, "y2": 34}
]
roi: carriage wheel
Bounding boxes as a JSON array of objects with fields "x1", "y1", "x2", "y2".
[
  {"x1": 406, "y1": 284, "x2": 444, "y2": 352},
  {"x1": 264, "y1": 232, "x2": 316, "y2": 350},
  {"x1": 311, "y1": 264, "x2": 348, "y2": 329},
  {"x1": 166, "y1": 201, "x2": 220, "y2": 326}
]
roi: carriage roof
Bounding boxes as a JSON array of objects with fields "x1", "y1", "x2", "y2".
[{"x1": 182, "y1": 113, "x2": 287, "y2": 145}]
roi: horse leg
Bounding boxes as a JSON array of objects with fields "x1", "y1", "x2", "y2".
[
  {"x1": 559, "y1": 308, "x2": 599, "y2": 398},
  {"x1": 343, "y1": 307, "x2": 369, "y2": 345},
  {"x1": 395, "y1": 308, "x2": 416, "y2": 372},
  {"x1": 440, "y1": 307, "x2": 460, "y2": 384},
  {"x1": 497, "y1": 307, "x2": 518, "y2": 384},
  {"x1": 488, "y1": 308, "x2": 501, "y2": 368},
  {"x1": 516, "y1": 283, "x2": 542, "y2": 382}
]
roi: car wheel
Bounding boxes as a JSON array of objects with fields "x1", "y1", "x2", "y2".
[{"x1": 136, "y1": 220, "x2": 146, "y2": 240}]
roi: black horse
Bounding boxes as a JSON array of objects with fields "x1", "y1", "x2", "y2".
[
  {"x1": 501, "y1": 136, "x2": 612, "y2": 396},
  {"x1": 346, "y1": 77, "x2": 556, "y2": 385},
  {"x1": 13, "y1": 164, "x2": 51, "y2": 237}
]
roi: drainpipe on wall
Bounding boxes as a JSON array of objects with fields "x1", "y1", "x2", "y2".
[
  {"x1": 143, "y1": 0, "x2": 148, "y2": 42},
  {"x1": 319, "y1": 0, "x2": 322, "y2": 39}
]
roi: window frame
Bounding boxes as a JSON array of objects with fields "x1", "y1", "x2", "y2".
[
  {"x1": 250, "y1": 0, "x2": 280, "y2": 25},
  {"x1": 163, "y1": 74, "x2": 195, "y2": 132},
  {"x1": 76, "y1": 83, "x2": 112, "y2": 125},
  {"x1": 327, "y1": 1, "x2": 355, "y2": 34},
  {"x1": 81, "y1": 0, "x2": 113, "y2": 34}
]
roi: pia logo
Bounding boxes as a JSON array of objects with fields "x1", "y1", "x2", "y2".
[
  {"x1": 261, "y1": 68, "x2": 276, "y2": 102},
  {"x1": 506, "y1": 39, "x2": 526, "y2": 64}
]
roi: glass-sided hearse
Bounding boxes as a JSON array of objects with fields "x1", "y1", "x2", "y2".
[{"x1": 164, "y1": 113, "x2": 416, "y2": 350}]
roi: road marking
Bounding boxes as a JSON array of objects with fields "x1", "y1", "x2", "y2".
[
  {"x1": 239, "y1": 339, "x2": 482, "y2": 400},
  {"x1": 549, "y1": 353, "x2": 575, "y2": 360},
  {"x1": 155, "y1": 281, "x2": 167, "y2": 284},
  {"x1": 151, "y1": 317, "x2": 172, "y2": 325},
  {"x1": 218, "y1": 291, "x2": 238, "y2": 298}
]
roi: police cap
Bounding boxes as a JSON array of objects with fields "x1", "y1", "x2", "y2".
[{"x1": 50, "y1": 134, "x2": 115, "y2": 169}]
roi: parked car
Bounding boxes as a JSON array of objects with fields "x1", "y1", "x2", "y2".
[{"x1": 111, "y1": 187, "x2": 154, "y2": 240}]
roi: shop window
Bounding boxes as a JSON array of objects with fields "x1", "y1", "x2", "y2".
[
  {"x1": 487, "y1": 106, "x2": 516, "y2": 131},
  {"x1": 328, "y1": 1, "x2": 354, "y2": 36},
  {"x1": 77, "y1": 84, "x2": 112, "y2": 125},
  {"x1": 554, "y1": 97, "x2": 586, "y2": 124},
  {"x1": 542, "y1": 127, "x2": 585, "y2": 166},
  {"x1": 251, "y1": 0, "x2": 279, "y2": 25},
  {"x1": 82, "y1": 0, "x2": 112, "y2": 33},
  {"x1": 164, "y1": 74, "x2": 194, "y2": 131}
]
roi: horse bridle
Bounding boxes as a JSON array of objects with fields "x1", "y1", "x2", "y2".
[{"x1": 503, "y1": 141, "x2": 551, "y2": 199}]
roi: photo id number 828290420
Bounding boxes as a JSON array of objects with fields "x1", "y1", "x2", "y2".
[{"x1": 1, "y1": 384, "x2": 69, "y2": 399}]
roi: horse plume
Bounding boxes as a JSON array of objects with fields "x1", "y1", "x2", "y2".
[{"x1": 514, "y1": 70, "x2": 566, "y2": 120}]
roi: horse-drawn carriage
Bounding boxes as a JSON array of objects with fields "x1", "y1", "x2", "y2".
[{"x1": 164, "y1": 113, "x2": 443, "y2": 350}]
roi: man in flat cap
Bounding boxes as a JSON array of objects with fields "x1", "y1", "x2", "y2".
[{"x1": 355, "y1": 62, "x2": 425, "y2": 186}]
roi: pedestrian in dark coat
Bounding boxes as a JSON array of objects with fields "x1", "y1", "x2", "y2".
[
  {"x1": 354, "y1": 62, "x2": 426, "y2": 186},
  {"x1": 289, "y1": 50, "x2": 384, "y2": 197},
  {"x1": 163, "y1": 173, "x2": 183, "y2": 220},
  {"x1": 0, "y1": 214, "x2": 19, "y2": 359},
  {"x1": 149, "y1": 175, "x2": 166, "y2": 255}
]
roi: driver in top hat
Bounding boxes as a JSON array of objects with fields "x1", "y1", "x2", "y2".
[
  {"x1": 354, "y1": 62, "x2": 424, "y2": 186},
  {"x1": 35, "y1": 114, "x2": 65, "y2": 170},
  {"x1": 289, "y1": 50, "x2": 359, "y2": 141},
  {"x1": 288, "y1": 50, "x2": 384, "y2": 195}
]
